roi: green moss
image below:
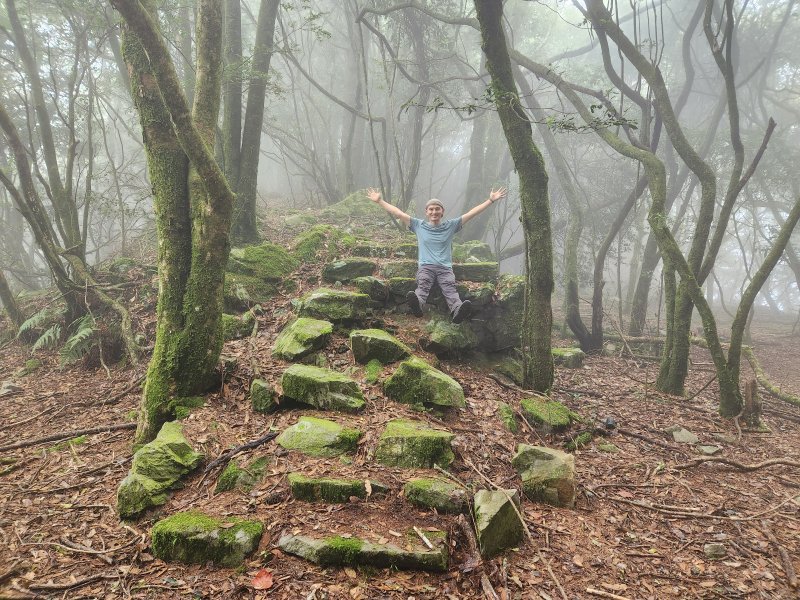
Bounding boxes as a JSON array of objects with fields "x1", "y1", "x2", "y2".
[
  {"x1": 215, "y1": 462, "x2": 244, "y2": 493},
  {"x1": 520, "y1": 397, "x2": 577, "y2": 432},
  {"x1": 51, "y1": 435, "x2": 87, "y2": 452},
  {"x1": 250, "y1": 379, "x2": 277, "y2": 413},
  {"x1": 288, "y1": 473, "x2": 367, "y2": 502},
  {"x1": 381, "y1": 260, "x2": 417, "y2": 279},
  {"x1": 350, "y1": 329, "x2": 412, "y2": 365},
  {"x1": 167, "y1": 396, "x2": 205, "y2": 420},
  {"x1": 497, "y1": 402, "x2": 519, "y2": 433},
  {"x1": 374, "y1": 419, "x2": 455, "y2": 468},
  {"x1": 222, "y1": 313, "x2": 254, "y2": 341},
  {"x1": 276, "y1": 417, "x2": 362, "y2": 457},
  {"x1": 365, "y1": 359, "x2": 382, "y2": 384},
  {"x1": 383, "y1": 356, "x2": 465, "y2": 408},
  {"x1": 323, "y1": 536, "x2": 364, "y2": 564},
  {"x1": 281, "y1": 364, "x2": 365, "y2": 412},
  {"x1": 292, "y1": 225, "x2": 355, "y2": 262},
  {"x1": 272, "y1": 318, "x2": 333, "y2": 361},
  {"x1": 228, "y1": 243, "x2": 299, "y2": 279},
  {"x1": 216, "y1": 457, "x2": 269, "y2": 493},
  {"x1": 404, "y1": 478, "x2": 466, "y2": 513},
  {"x1": 564, "y1": 431, "x2": 594, "y2": 451}
]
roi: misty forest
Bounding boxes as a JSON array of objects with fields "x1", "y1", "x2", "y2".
[{"x1": 0, "y1": 0, "x2": 798, "y2": 598}]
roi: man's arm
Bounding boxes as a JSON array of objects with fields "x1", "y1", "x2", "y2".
[
  {"x1": 366, "y1": 188, "x2": 411, "y2": 227},
  {"x1": 461, "y1": 187, "x2": 507, "y2": 225}
]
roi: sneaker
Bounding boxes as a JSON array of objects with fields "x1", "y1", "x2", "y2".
[
  {"x1": 452, "y1": 300, "x2": 472, "y2": 324},
  {"x1": 406, "y1": 291, "x2": 423, "y2": 317}
]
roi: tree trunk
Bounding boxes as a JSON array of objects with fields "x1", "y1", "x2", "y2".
[
  {"x1": 115, "y1": 0, "x2": 235, "y2": 445},
  {"x1": 222, "y1": 0, "x2": 243, "y2": 187},
  {"x1": 0, "y1": 269, "x2": 24, "y2": 330},
  {"x1": 474, "y1": 0, "x2": 553, "y2": 391}
]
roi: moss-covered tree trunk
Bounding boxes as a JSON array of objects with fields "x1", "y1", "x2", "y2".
[
  {"x1": 474, "y1": 0, "x2": 553, "y2": 391},
  {"x1": 0, "y1": 269, "x2": 24, "y2": 330},
  {"x1": 231, "y1": 0, "x2": 280, "y2": 244},
  {"x1": 114, "y1": 0, "x2": 235, "y2": 445}
]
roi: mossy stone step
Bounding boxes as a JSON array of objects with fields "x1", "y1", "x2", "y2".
[
  {"x1": 272, "y1": 317, "x2": 333, "y2": 361},
  {"x1": 278, "y1": 530, "x2": 448, "y2": 572},
  {"x1": 512, "y1": 445, "x2": 576, "y2": 508},
  {"x1": 151, "y1": 511, "x2": 263, "y2": 567},
  {"x1": 215, "y1": 457, "x2": 269, "y2": 493},
  {"x1": 281, "y1": 364, "x2": 365, "y2": 412},
  {"x1": 404, "y1": 478, "x2": 467, "y2": 514},
  {"x1": 322, "y1": 258, "x2": 378, "y2": 283},
  {"x1": 276, "y1": 416, "x2": 362, "y2": 458},
  {"x1": 250, "y1": 379, "x2": 277, "y2": 413},
  {"x1": 349, "y1": 329, "x2": 411, "y2": 365},
  {"x1": 520, "y1": 397, "x2": 578, "y2": 433},
  {"x1": 452, "y1": 262, "x2": 498, "y2": 283},
  {"x1": 374, "y1": 419, "x2": 455, "y2": 468},
  {"x1": 552, "y1": 347, "x2": 586, "y2": 368},
  {"x1": 423, "y1": 319, "x2": 479, "y2": 356},
  {"x1": 352, "y1": 276, "x2": 389, "y2": 302},
  {"x1": 296, "y1": 288, "x2": 370, "y2": 323},
  {"x1": 288, "y1": 473, "x2": 389, "y2": 502},
  {"x1": 383, "y1": 356, "x2": 465, "y2": 409},
  {"x1": 381, "y1": 260, "x2": 418, "y2": 279},
  {"x1": 474, "y1": 489, "x2": 524, "y2": 558}
]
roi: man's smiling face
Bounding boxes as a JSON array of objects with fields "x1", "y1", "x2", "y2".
[{"x1": 425, "y1": 203, "x2": 444, "y2": 225}]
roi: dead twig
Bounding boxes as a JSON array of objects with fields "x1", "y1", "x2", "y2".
[
  {"x1": 200, "y1": 429, "x2": 279, "y2": 479},
  {"x1": 26, "y1": 573, "x2": 118, "y2": 591},
  {"x1": 0, "y1": 423, "x2": 137, "y2": 453},
  {"x1": 586, "y1": 588, "x2": 634, "y2": 600},
  {"x1": 760, "y1": 520, "x2": 798, "y2": 589},
  {"x1": 675, "y1": 456, "x2": 800, "y2": 471}
]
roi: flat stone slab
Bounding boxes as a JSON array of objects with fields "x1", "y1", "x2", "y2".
[
  {"x1": 352, "y1": 276, "x2": 389, "y2": 302},
  {"x1": 452, "y1": 262, "x2": 498, "y2": 282},
  {"x1": 288, "y1": 473, "x2": 389, "y2": 502},
  {"x1": 665, "y1": 425, "x2": 699, "y2": 444},
  {"x1": 383, "y1": 356, "x2": 465, "y2": 409},
  {"x1": 278, "y1": 531, "x2": 448, "y2": 572},
  {"x1": 322, "y1": 258, "x2": 377, "y2": 283},
  {"x1": 296, "y1": 288, "x2": 370, "y2": 322},
  {"x1": 552, "y1": 347, "x2": 586, "y2": 368},
  {"x1": 381, "y1": 260, "x2": 418, "y2": 279},
  {"x1": 276, "y1": 416, "x2": 362, "y2": 457},
  {"x1": 374, "y1": 419, "x2": 455, "y2": 468},
  {"x1": 251, "y1": 379, "x2": 277, "y2": 413},
  {"x1": 453, "y1": 240, "x2": 493, "y2": 262},
  {"x1": 474, "y1": 489, "x2": 524, "y2": 559},
  {"x1": 281, "y1": 364, "x2": 365, "y2": 412},
  {"x1": 272, "y1": 318, "x2": 333, "y2": 361},
  {"x1": 350, "y1": 329, "x2": 411, "y2": 364},
  {"x1": 512, "y1": 445, "x2": 576, "y2": 508},
  {"x1": 404, "y1": 478, "x2": 467, "y2": 514},
  {"x1": 388, "y1": 277, "x2": 416, "y2": 299},
  {"x1": 151, "y1": 511, "x2": 263, "y2": 567},
  {"x1": 117, "y1": 422, "x2": 203, "y2": 519},
  {"x1": 424, "y1": 319, "x2": 479, "y2": 356}
]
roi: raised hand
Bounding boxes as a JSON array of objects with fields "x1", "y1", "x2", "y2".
[
  {"x1": 366, "y1": 188, "x2": 382, "y2": 203},
  {"x1": 489, "y1": 187, "x2": 507, "y2": 203}
]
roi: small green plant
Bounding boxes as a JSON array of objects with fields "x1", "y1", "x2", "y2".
[
  {"x1": 17, "y1": 307, "x2": 55, "y2": 339},
  {"x1": 31, "y1": 323, "x2": 61, "y2": 353},
  {"x1": 59, "y1": 315, "x2": 97, "y2": 365}
]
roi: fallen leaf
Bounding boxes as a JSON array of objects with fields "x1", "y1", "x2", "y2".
[
  {"x1": 251, "y1": 568, "x2": 273, "y2": 590},
  {"x1": 344, "y1": 567, "x2": 357, "y2": 579},
  {"x1": 388, "y1": 530, "x2": 401, "y2": 537},
  {"x1": 572, "y1": 554, "x2": 584, "y2": 567}
]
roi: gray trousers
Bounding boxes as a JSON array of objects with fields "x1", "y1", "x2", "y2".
[{"x1": 414, "y1": 264, "x2": 462, "y2": 314}]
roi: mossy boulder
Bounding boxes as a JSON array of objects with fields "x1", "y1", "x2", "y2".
[
  {"x1": 462, "y1": 282, "x2": 496, "y2": 307},
  {"x1": 520, "y1": 397, "x2": 578, "y2": 433},
  {"x1": 383, "y1": 356, "x2": 465, "y2": 409},
  {"x1": 166, "y1": 396, "x2": 205, "y2": 420},
  {"x1": 223, "y1": 273, "x2": 279, "y2": 312},
  {"x1": 494, "y1": 355, "x2": 523, "y2": 386},
  {"x1": 452, "y1": 262, "x2": 499, "y2": 283},
  {"x1": 150, "y1": 511, "x2": 263, "y2": 567},
  {"x1": 322, "y1": 258, "x2": 378, "y2": 283},
  {"x1": 511, "y1": 445, "x2": 576, "y2": 508},
  {"x1": 391, "y1": 241, "x2": 418, "y2": 259},
  {"x1": 552, "y1": 347, "x2": 586, "y2": 368},
  {"x1": 296, "y1": 288, "x2": 370, "y2": 323},
  {"x1": 278, "y1": 531, "x2": 448, "y2": 572},
  {"x1": 320, "y1": 191, "x2": 386, "y2": 221},
  {"x1": 352, "y1": 276, "x2": 389, "y2": 302},
  {"x1": 474, "y1": 489, "x2": 524, "y2": 558},
  {"x1": 423, "y1": 318, "x2": 479, "y2": 356},
  {"x1": 117, "y1": 422, "x2": 203, "y2": 519},
  {"x1": 453, "y1": 240, "x2": 494, "y2": 262},
  {"x1": 481, "y1": 275, "x2": 525, "y2": 351},
  {"x1": 388, "y1": 277, "x2": 417, "y2": 299},
  {"x1": 291, "y1": 224, "x2": 355, "y2": 262},
  {"x1": 381, "y1": 260, "x2": 418, "y2": 279},
  {"x1": 281, "y1": 364, "x2": 365, "y2": 412},
  {"x1": 350, "y1": 329, "x2": 411, "y2": 364},
  {"x1": 374, "y1": 419, "x2": 455, "y2": 468},
  {"x1": 221, "y1": 312, "x2": 255, "y2": 341},
  {"x1": 215, "y1": 457, "x2": 269, "y2": 493},
  {"x1": 284, "y1": 211, "x2": 318, "y2": 227},
  {"x1": 276, "y1": 416, "x2": 362, "y2": 457},
  {"x1": 497, "y1": 402, "x2": 519, "y2": 433},
  {"x1": 288, "y1": 473, "x2": 388, "y2": 502},
  {"x1": 272, "y1": 318, "x2": 333, "y2": 361},
  {"x1": 250, "y1": 379, "x2": 277, "y2": 413},
  {"x1": 352, "y1": 242, "x2": 391, "y2": 258},
  {"x1": 404, "y1": 478, "x2": 467, "y2": 514},
  {"x1": 228, "y1": 242, "x2": 298, "y2": 280}
]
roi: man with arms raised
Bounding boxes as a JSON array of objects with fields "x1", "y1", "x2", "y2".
[{"x1": 366, "y1": 187, "x2": 507, "y2": 323}]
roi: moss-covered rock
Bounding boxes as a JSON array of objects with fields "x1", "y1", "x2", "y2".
[
  {"x1": 552, "y1": 347, "x2": 586, "y2": 368},
  {"x1": 497, "y1": 402, "x2": 519, "y2": 433},
  {"x1": 352, "y1": 242, "x2": 391, "y2": 258},
  {"x1": 228, "y1": 242, "x2": 299, "y2": 280},
  {"x1": 223, "y1": 273, "x2": 279, "y2": 312},
  {"x1": 474, "y1": 489, "x2": 524, "y2": 558},
  {"x1": 167, "y1": 396, "x2": 205, "y2": 420},
  {"x1": 292, "y1": 224, "x2": 355, "y2": 262},
  {"x1": 150, "y1": 511, "x2": 263, "y2": 567},
  {"x1": 423, "y1": 318, "x2": 479, "y2": 356},
  {"x1": 284, "y1": 212, "x2": 318, "y2": 227},
  {"x1": 365, "y1": 359, "x2": 382, "y2": 384},
  {"x1": 281, "y1": 364, "x2": 365, "y2": 412},
  {"x1": 404, "y1": 478, "x2": 467, "y2": 514},
  {"x1": 322, "y1": 258, "x2": 378, "y2": 283},
  {"x1": 272, "y1": 318, "x2": 333, "y2": 361},
  {"x1": 288, "y1": 473, "x2": 388, "y2": 503},
  {"x1": 221, "y1": 312, "x2": 255, "y2": 341},
  {"x1": 481, "y1": 275, "x2": 525, "y2": 352},
  {"x1": 278, "y1": 531, "x2": 448, "y2": 572},
  {"x1": 391, "y1": 242, "x2": 418, "y2": 259},
  {"x1": 452, "y1": 262, "x2": 499, "y2": 283},
  {"x1": 383, "y1": 357, "x2": 465, "y2": 409},
  {"x1": 117, "y1": 422, "x2": 203, "y2": 519},
  {"x1": 250, "y1": 379, "x2": 277, "y2": 413},
  {"x1": 453, "y1": 240, "x2": 494, "y2": 262},
  {"x1": 462, "y1": 282, "x2": 496, "y2": 307},
  {"x1": 494, "y1": 355, "x2": 523, "y2": 386},
  {"x1": 352, "y1": 276, "x2": 389, "y2": 303},
  {"x1": 520, "y1": 397, "x2": 577, "y2": 433},
  {"x1": 381, "y1": 260, "x2": 418, "y2": 279},
  {"x1": 512, "y1": 445, "x2": 576, "y2": 508},
  {"x1": 215, "y1": 457, "x2": 269, "y2": 493},
  {"x1": 320, "y1": 191, "x2": 386, "y2": 221},
  {"x1": 276, "y1": 416, "x2": 362, "y2": 457},
  {"x1": 374, "y1": 419, "x2": 455, "y2": 468},
  {"x1": 565, "y1": 430, "x2": 594, "y2": 451},
  {"x1": 296, "y1": 288, "x2": 370, "y2": 323},
  {"x1": 387, "y1": 277, "x2": 417, "y2": 300},
  {"x1": 349, "y1": 329, "x2": 411, "y2": 364}
]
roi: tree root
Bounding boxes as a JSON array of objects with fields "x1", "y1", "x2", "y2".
[
  {"x1": 675, "y1": 456, "x2": 800, "y2": 471},
  {"x1": 201, "y1": 430, "x2": 279, "y2": 477},
  {"x1": 0, "y1": 423, "x2": 136, "y2": 453},
  {"x1": 760, "y1": 519, "x2": 798, "y2": 589},
  {"x1": 742, "y1": 345, "x2": 800, "y2": 408}
]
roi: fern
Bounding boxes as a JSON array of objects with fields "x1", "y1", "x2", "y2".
[
  {"x1": 233, "y1": 283, "x2": 251, "y2": 303},
  {"x1": 31, "y1": 323, "x2": 61, "y2": 353},
  {"x1": 60, "y1": 315, "x2": 97, "y2": 365},
  {"x1": 17, "y1": 308, "x2": 53, "y2": 338}
]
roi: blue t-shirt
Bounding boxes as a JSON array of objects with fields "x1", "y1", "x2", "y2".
[{"x1": 409, "y1": 217, "x2": 463, "y2": 267}]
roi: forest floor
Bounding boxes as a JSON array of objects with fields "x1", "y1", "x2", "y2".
[{"x1": 0, "y1": 234, "x2": 798, "y2": 599}]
